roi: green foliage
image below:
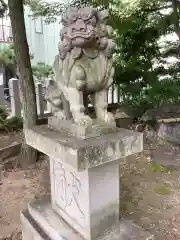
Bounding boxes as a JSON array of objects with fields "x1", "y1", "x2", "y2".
[
  {"x1": 26, "y1": 0, "x2": 180, "y2": 110},
  {"x1": 32, "y1": 62, "x2": 53, "y2": 82},
  {"x1": 0, "y1": 44, "x2": 34, "y2": 71},
  {"x1": 0, "y1": 106, "x2": 9, "y2": 132},
  {"x1": 25, "y1": 0, "x2": 86, "y2": 23},
  {"x1": 0, "y1": 44, "x2": 16, "y2": 66},
  {"x1": 150, "y1": 162, "x2": 174, "y2": 173},
  {"x1": 0, "y1": 106, "x2": 8, "y2": 120},
  {"x1": 0, "y1": 106, "x2": 23, "y2": 132},
  {"x1": 109, "y1": 0, "x2": 180, "y2": 108},
  {"x1": 5, "y1": 116, "x2": 23, "y2": 131}
]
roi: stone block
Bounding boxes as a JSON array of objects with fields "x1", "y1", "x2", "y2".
[
  {"x1": 25, "y1": 125, "x2": 143, "y2": 171},
  {"x1": 9, "y1": 78, "x2": 21, "y2": 117},
  {"x1": 21, "y1": 210, "x2": 45, "y2": 240},
  {"x1": 21, "y1": 201, "x2": 155, "y2": 240},
  {"x1": 23, "y1": 124, "x2": 143, "y2": 240},
  {"x1": 48, "y1": 116, "x2": 117, "y2": 139},
  {"x1": 0, "y1": 84, "x2": 4, "y2": 107},
  {"x1": 158, "y1": 122, "x2": 180, "y2": 144},
  {"x1": 36, "y1": 83, "x2": 44, "y2": 117},
  {"x1": 27, "y1": 200, "x2": 85, "y2": 240},
  {"x1": 50, "y1": 158, "x2": 119, "y2": 239}
]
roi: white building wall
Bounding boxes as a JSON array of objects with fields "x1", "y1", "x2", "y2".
[
  {"x1": 0, "y1": 4, "x2": 61, "y2": 66},
  {"x1": 24, "y1": 6, "x2": 61, "y2": 66}
]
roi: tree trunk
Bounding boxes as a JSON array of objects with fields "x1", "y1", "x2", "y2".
[
  {"x1": 8, "y1": 0, "x2": 38, "y2": 167},
  {"x1": 172, "y1": 0, "x2": 180, "y2": 40}
]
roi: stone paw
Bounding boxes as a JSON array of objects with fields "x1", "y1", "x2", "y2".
[
  {"x1": 104, "y1": 112, "x2": 115, "y2": 123},
  {"x1": 54, "y1": 111, "x2": 68, "y2": 120},
  {"x1": 75, "y1": 115, "x2": 93, "y2": 127}
]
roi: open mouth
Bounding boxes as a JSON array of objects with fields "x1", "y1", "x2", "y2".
[{"x1": 70, "y1": 30, "x2": 95, "y2": 39}]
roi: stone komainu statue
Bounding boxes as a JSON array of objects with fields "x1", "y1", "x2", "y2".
[{"x1": 45, "y1": 7, "x2": 116, "y2": 126}]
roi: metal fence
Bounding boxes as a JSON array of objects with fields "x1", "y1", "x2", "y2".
[{"x1": 0, "y1": 78, "x2": 123, "y2": 118}]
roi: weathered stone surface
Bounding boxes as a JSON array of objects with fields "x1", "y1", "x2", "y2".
[
  {"x1": 141, "y1": 104, "x2": 180, "y2": 122},
  {"x1": 9, "y1": 78, "x2": 21, "y2": 117},
  {"x1": 21, "y1": 211, "x2": 47, "y2": 240},
  {"x1": 157, "y1": 122, "x2": 180, "y2": 144},
  {"x1": 28, "y1": 200, "x2": 85, "y2": 240},
  {"x1": 25, "y1": 125, "x2": 143, "y2": 171},
  {"x1": 0, "y1": 83, "x2": 4, "y2": 107},
  {"x1": 24, "y1": 124, "x2": 143, "y2": 240},
  {"x1": 21, "y1": 201, "x2": 154, "y2": 240},
  {"x1": 45, "y1": 7, "x2": 116, "y2": 126},
  {"x1": 48, "y1": 116, "x2": 117, "y2": 139},
  {"x1": 50, "y1": 158, "x2": 119, "y2": 239}
]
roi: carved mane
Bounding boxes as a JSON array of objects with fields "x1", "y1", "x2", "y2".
[{"x1": 58, "y1": 7, "x2": 116, "y2": 60}]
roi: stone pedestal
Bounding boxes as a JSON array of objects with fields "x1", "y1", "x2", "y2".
[
  {"x1": 50, "y1": 159, "x2": 119, "y2": 239},
  {"x1": 22, "y1": 123, "x2": 146, "y2": 240}
]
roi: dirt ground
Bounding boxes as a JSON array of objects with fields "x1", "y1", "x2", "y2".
[
  {"x1": 0, "y1": 158, "x2": 50, "y2": 240},
  {"x1": 1, "y1": 136, "x2": 180, "y2": 239},
  {"x1": 121, "y1": 152, "x2": 180, "y2": 240}
]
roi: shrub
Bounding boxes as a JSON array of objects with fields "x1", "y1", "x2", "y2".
[
  {"x1": 0, "y1": 107, "x2": 23, "y2": 132},
  {"x1": 6, "y1": 116, "x2": 23, "y2": 131},
  {"x1": 0, "y1": 106, "x2": 8, "y2": 121}
]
